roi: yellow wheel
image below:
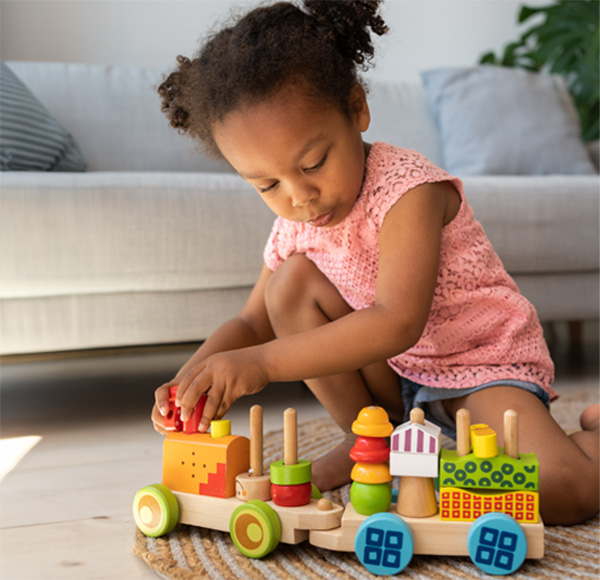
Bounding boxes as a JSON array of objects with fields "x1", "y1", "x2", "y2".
[
  {"x1": 229, "y1": 500, "x2": 281, "y2": 558},
  {"x1": 133, "y1": 484, "x2": 179, "y2": 537}
]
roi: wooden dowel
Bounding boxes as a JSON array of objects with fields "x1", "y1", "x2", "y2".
[
  {"x1": 456, "y1": 409, "x2": 471, "y2": 457},
  {"x1": 284, "y1": 408, "x2": 297, "y2": 466},
  {"x1": 410, "y1": 407, "x2": 425, "y2": 425},
  {"x1": 250, "y1": 405, "x2": 263, "y2": 476},
  {"x1": 504, "y1": 409, "x2": 519, "y2": 459}
]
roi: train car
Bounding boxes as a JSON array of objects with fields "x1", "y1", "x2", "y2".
[{"x1": 134, "y1": 396, "x2": 544, "y2": 576}]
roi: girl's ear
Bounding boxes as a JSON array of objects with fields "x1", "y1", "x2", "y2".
[{"x1": 349, "y1": 83, "x2": 371, "y2": 132}]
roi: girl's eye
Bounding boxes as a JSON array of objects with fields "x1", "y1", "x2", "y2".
[
  {"x1": 258, "y1": 182, "x2": 278, "y2": 194},
  {"x1": 304, "y1": 154, "x2": 328, "y2": 172}
]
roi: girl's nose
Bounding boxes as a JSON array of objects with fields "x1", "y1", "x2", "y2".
[{"x1": 291, "y1": 184, "x2": 319, "y2": 208}]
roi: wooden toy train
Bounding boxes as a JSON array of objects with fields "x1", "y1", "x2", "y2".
[{"x1": 134, "y1": 387, "x2": 544, "y2": 576}]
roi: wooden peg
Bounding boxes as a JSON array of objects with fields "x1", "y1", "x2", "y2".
[
  {"x1": 456, "y1": 409, "x2": 471, "y2": 457},
  {"x1": 504, "y1": 409, "x2": 519, "y2": 459},
  {"x1": 250, "y1": 405, "x2": 264, "y2": 476},
  {"x1": 284, "y1": 408, "x2": 298, "y2": 466},
  {"x1": 396, "y1": 476, "x2": 438, "y2": 518},
  {"x1": 410, "y1": 407, "x2": 425, "y2": 425}
]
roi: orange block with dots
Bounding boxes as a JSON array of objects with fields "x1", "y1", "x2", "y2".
[{"x1": 162, "y1": 432, "x2": 249, "y2": 498}]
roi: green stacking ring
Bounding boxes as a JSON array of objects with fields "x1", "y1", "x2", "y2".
[{"x1": 269, "y1": 459, "x2": 312, "y2": 485}]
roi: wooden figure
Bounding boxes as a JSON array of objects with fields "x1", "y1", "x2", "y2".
[
  {"x1": 395, "y1": 408, "x2": 438, "y2": 518},
  {"x1": 349, "y1": 406, "x2": 393, "y2": 516},
  {"x1": 270, "y1": 408, "x2": 312, "y2": 507},
  {"x1": 390, "y1": 407, "x2": 441, "y2": 478},
  {"x1": 235, "y1": 405, "x2": 271, "y2": 502}
]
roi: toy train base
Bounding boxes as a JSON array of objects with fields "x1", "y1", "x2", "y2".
[{"x1": 134, "y1": 483, "x2": 543, "y2": 576}]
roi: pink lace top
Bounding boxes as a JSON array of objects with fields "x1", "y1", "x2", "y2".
[{"x1": 264, "y1": 142, "x2": 556, "y2": 398}]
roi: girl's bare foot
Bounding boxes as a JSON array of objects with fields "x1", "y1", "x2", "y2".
[
  {"x1": 311, "y1": 434, "x2": 356, "y2": 492},
  {"x1": 580, "y1": 403, "x2": 600, "y2": 431}
]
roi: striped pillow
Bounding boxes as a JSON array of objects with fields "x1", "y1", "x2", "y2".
[{"x1": 0, "y1": 61, "x2": 87, "y2": 172}]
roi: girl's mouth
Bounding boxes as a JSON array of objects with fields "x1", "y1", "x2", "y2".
[{"x1": 308, "y1": 209, "x2": 336, "y2": 227}]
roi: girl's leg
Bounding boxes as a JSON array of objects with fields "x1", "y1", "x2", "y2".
[
  {"x1": 264, "y1": 254, "x2": 404, "y2": 491},
  {"x1": 443, "y1": 387, "x2": 599, "y2": 525}
]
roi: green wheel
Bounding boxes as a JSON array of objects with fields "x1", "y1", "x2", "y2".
[
  {"x1": 229, "y1": 500, "x2": 281, "y2": 558},
  {"x1": 133, "y1": 484, "x2": 179, "y2": 537}
]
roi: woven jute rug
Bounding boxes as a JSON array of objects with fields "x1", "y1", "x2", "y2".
[{"x1": 134, "y1": 387, "x2": 600, "y2": 579}]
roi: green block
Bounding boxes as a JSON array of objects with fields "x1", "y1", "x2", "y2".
[{"x1": 440, "y1": 448, "x2": 538, "y2": 491}]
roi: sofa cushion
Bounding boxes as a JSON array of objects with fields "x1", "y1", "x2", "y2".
[
  {"x1": 5, "y1": 62, "x2": 230, "y2": 173},
  {"x1": 421, "y1": 66, "x2": 597, "y2": 176},
  {"x1": 364, "y1": 82, "x2": 443, "y2": 168},
  {"x1": 0, "y1": 61, "x2": 87, "y2": 172}
]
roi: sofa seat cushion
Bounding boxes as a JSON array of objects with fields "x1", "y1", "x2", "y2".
[
  {"x1": 463, "y1": 175, "x2": 599, "y2": 274},
  {"x1": 0, "y1": 172, "x2": 273, "y2": 300}
]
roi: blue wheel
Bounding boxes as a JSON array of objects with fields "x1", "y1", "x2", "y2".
[
  {"x1": 354, "y1": 513, "x2": 413, "y2": 576},
  {"x1": 468, "y1": 513, "x2": 527, "y2": 575}
]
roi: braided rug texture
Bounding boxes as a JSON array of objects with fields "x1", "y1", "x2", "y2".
[{"x1": 134, "y1": 388, "x2": 600, "y2": 579}]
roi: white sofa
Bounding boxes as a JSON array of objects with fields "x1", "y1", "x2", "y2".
[{"x1": 1, "y1": 62, "x2": 598, "y2": 355}]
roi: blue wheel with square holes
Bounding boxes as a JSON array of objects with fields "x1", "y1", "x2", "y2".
[
  {"x1": 468, "y1": 513, "x2": 527, "y2": 575},
  {"x1": 354, "y1": 513, "x2": 414, "y2": 575}
]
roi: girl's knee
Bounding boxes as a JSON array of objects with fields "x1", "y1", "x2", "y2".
[{"x1": 264, "y1": 255, "x2": 320, "y2": 333}]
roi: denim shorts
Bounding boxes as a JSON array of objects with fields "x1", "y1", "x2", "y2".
[{"x1": 400, "y1": 377, "x2": 551, "y2": 440}]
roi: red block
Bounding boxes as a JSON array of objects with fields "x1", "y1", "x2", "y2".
[
  {"x1": 164, "y1": 386, "x2": 207, "y2": 434},
  {"x1": 271, "y1": 482, "x2": 312, "y2": 507}
]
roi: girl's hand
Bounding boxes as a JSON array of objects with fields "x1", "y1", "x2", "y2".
[
  {"x1": 175, "y1": 348, "x2": 270, "y2": 432},
  {"x1": 152, "y1": 379, "x2": 178, "y2": 435}
]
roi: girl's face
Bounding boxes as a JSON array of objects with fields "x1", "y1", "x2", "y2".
[{"x1": 213, "y1": 83, "x2": 371, "y2": 228}]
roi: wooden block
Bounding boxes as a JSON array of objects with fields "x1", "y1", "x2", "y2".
[
  {"x1": 235, "y1": 472, "x2": 271, "y2": 502},
  {"x1": 162, "y1": 432, "x2": 249, "y2": 497},
  {"x1": 471, "y1": 424, "x2": 498, "y2": 458},
  {"x1": 396, "y1": 476, "x2": 438, "y2": 518},
  {"x1": 440, "y1": 448, "x2": 539, "y2": 491},
  {"x1": 439, "y1": 487, "x2": 539, "y2": 523},
  {"x1": 271, "y1": 482, "x2": 312, "y2": 507},
  {"x1": 389, "y1": 450, "x2": 439, "y2": 478}
]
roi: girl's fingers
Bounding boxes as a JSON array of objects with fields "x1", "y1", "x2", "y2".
[
  {"x1": 151, "y1": 403, "x2": 170, "y2": 435},
  {"x1": 155, "y1": 383, "x2": 173, "y2": 416},
  {"x1": 179, "y1": 369, "x2": 211, "y2": 423},
  {"x1": 199, "y1": 382, "x2": 225, "y2": 432}
]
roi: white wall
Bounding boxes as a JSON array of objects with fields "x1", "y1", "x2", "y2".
[{"x1": 0, "y1": 0, "x2": 546, "y2": 83}]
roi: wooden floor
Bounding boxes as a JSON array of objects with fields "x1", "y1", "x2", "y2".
[{"x1": 1, "y1": 322, "x2": 598, "y2": 579}]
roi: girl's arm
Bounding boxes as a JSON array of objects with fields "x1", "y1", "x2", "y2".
[
  {"x1": 152, "y1": 264, "x2": 274, "y2": 432},
  {"x1": 259, "y1": 181, "x2": 458, "y2": 378},
  {"x1": 176, "y1": 181, "x2": 459, "y2": 431}
]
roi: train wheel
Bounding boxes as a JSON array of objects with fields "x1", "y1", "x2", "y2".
[
  {"x1": 229, "y1": 500, "x2": 282, "y2": 558},
  {"x1": 354, "y1": 513, "x2": 414, "y2": 576},
  {"x1": 468, "y1": 512, "x2": 528, "y2": 575},
  {"x1": 133, "y1": 484, "x2": 179, "y2": 537}
]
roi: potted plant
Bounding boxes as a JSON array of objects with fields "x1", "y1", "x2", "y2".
[{"x1": 480, "y1": 0, "x2": 599, "y2": 142}]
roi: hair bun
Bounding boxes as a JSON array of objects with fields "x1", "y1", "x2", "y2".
[{"x1": 303, "y1": 0, "x2": 388, "y2": 68}]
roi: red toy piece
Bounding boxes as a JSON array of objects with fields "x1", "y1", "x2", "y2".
[
  {"x1": 271, "y1": 482, "x2": 312, "y2": 507},
  {"x1": 350, "y1": 436, "x2": 390, "y2": 463},
  {"x1": 164, "y1": 386, "x2": 207, "y2": 434}
]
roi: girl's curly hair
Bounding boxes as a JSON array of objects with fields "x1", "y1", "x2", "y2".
[{"x1": 158, "y1": 1, "x2": 388, "y2": 160}]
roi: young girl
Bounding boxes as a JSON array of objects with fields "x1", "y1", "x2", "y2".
[{"x1": 152, "y1": 0, "x2": 599, "y2": 526}]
